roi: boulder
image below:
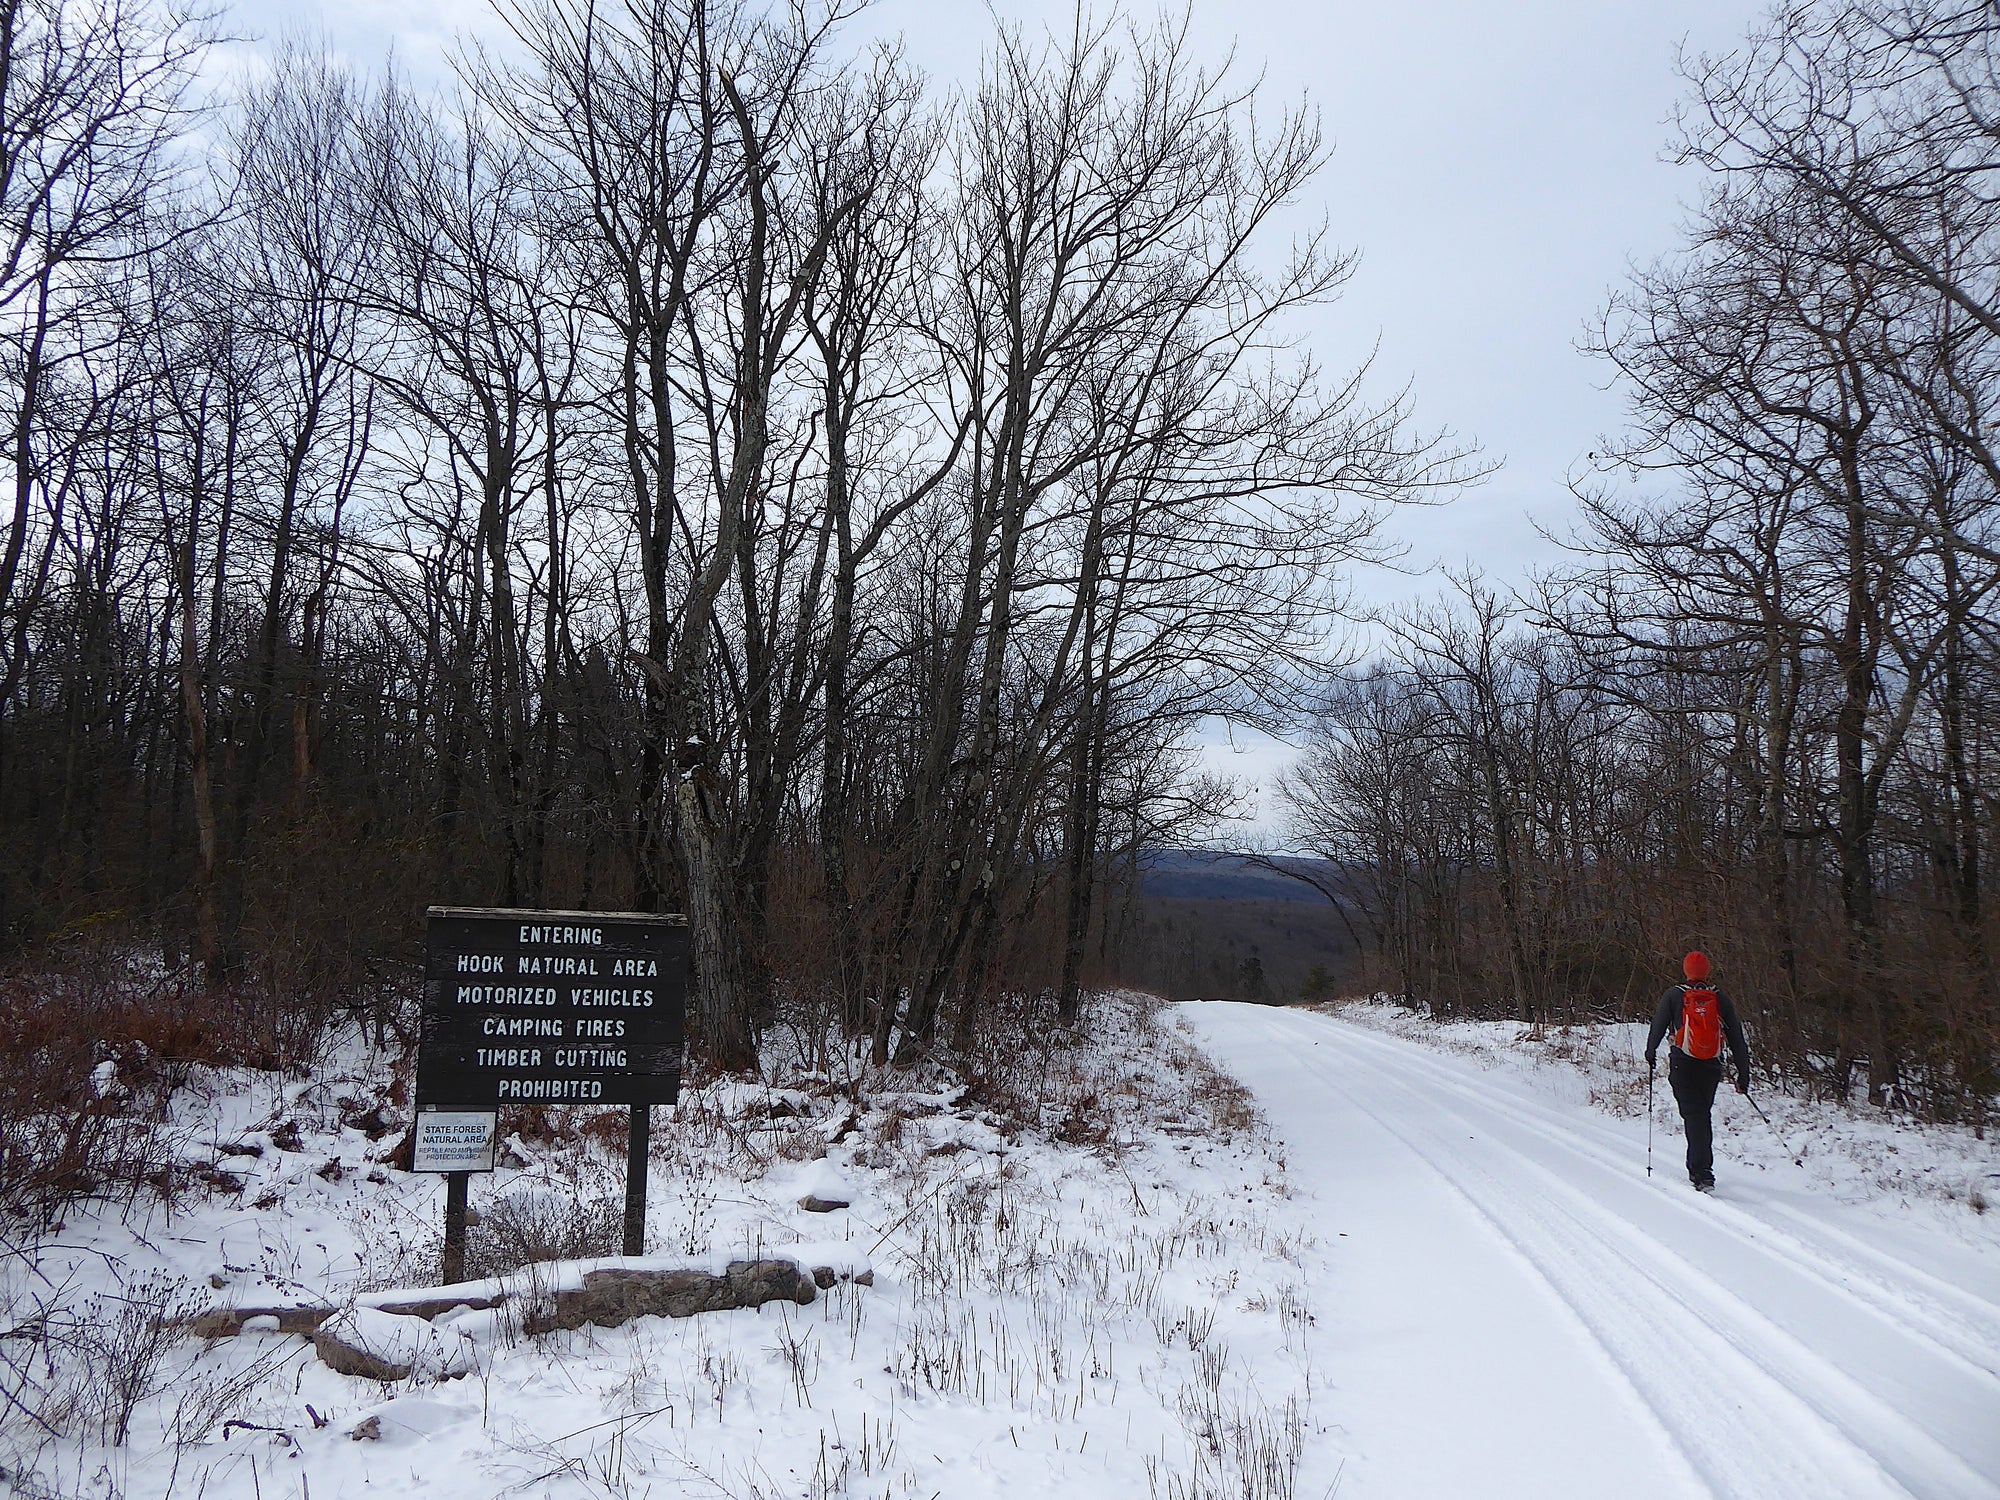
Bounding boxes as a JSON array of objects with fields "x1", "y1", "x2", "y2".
[
  {"x1": 727, "y1": 1258, "x2": 817, "y2": 1307},
  {"x1": 523, "y1": 1259, "x2": 816, "y2": 1335},
  {"x1": 191, "y1": 1291, "x2": 498, "y2": 1340},
  {"x1": 371, "y1": 1293, "x2": 503, "y2": 1321},
  {"x1": 792, "y1": 1160, "x2": 855, "y2": 1213},
  {"x1": 193, "y1": 1256, "x2": 869, "y2": 1348},
  {"x1": 190, "y1": 1305, "x2": 336, "y2": 1340},
  {"x1": 313, "y1": 1307, "x2": 474, "y2": 1382}
]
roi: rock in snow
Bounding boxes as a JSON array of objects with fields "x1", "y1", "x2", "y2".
[
  {"x1": 313, "y1": 1306, "x2": 475, "y2": 1382},
  {"x1": 522, "y1": 1259, "x2": 818, "y2": 1334},
  {"x1": 793, "y1": 1158, "x2": 855, "y2": 1212}
]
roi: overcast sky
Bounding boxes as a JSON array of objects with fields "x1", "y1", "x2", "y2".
[
  {"x1": 869, "y1": 0, "x2": 1775, "y2": 597},
  {"x1": 223, "y1": 0, "x2": 1777, "y2": 831}
]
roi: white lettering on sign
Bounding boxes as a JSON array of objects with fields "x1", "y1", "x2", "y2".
[
  {"x1": 553, "y1": 1048, "x2": 627, "y2": 1069},
  {"x1": 496, "y1": 1078, "x2": 605, "y2": 1101},
  {"x1": 482, "y1": 1016, "x2": 563, "y2": 1038},
  {"x1": 573, "y1": 1017, "x2": 625, "y2": 1038},
  {"x1": 516, "y1": 955, "x2": 598, "y2": 976},
  {"x1": 412, "y1": 1110, "x2": 498, "y2": 1173},
  {"x1": 517, "y1": 925, "x2": 603, "y2": 945},
  {"x1": 457, "y1": 954, "x2": 504, "y2": 973},
  {"x1": 476, "y1": 1047, "x2": 545, "y2": 1067},
  {"x1": 610, "y1": 958, "x2": 658, "y2": 976},
  {"x1": 570, "y1": 988, "x2": 654, "y2": 1007},
  {"x1": 455, "y1": 985, "x2": 559, "y2": 1006}
]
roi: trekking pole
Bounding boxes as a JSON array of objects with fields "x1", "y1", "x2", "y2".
[
  {"x1": 1743, "y1": 1089, "x2": 1804, "y2": 1167},
  {"x1": 1646, "y1": 1064, "x2": 1654, "y2": 1178}
]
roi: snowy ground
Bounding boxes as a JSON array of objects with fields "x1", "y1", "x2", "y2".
[
  {"x1": 1184, "y1": 999, "x2": 2000, "y2": 1500},
  {"x1": 4, "y1": 995, "x2": 1996, "y2": 1500},
  {"x1": 0, "y1": 996, "x2": 1336, "y2": 1499}
]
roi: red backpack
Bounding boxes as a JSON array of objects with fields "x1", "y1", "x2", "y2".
[{"x1": 1676, "y1": 986, "x2": 1723, "y2": 1060}]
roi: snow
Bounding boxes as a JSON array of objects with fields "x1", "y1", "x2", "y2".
[
  {"x1": 5, "y1": 993, "x2": 1995, "y2": 1499},
  {"x1": 343, "y1": 1393, "x2": 482, "y2": 1445},
  {"x1": 1182, "y1": 1000, "x2": 2000, "y2": 1500},
  {"x1": 783, "y1": 1157, "x2": 856, "y2": 1207}
]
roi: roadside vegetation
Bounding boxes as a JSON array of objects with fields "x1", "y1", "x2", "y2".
[{"x1": 0, "y1": 990, "x2": 1334, "y2": 1499}]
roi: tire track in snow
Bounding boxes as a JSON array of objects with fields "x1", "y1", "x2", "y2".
[
  {"x1": 1323, "y1": 1018, "x2": 1999, "y2": 1323},
  {"x1": 1305, "y1": 1039, "x2": 1913, "y2": 1499},
  {"x1": 1324, "y1": 1018, "x2": 2000, "y2": 1382},
  {"x1": 1757, "y1": 1194, "x2": 2000, "y2": 1338},
  {"x1": 1332, "y1": 1026, "x2": 2000, "y2": 1499},
  {"x1": 1194, "y1": 1005, "x2": 2000, "y2": 1500},
  {"x1": 1338, "y1": 1019, "x2": 2000, "y2": 1346}
]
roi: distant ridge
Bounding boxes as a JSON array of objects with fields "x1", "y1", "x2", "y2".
[{"x1": 1139, "y1": 850, "x2": 1337, "y2": 904}]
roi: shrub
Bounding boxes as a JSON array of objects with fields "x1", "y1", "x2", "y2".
[{"x1": 0, "y1": 948, "x2": 290, "y2": 1222}]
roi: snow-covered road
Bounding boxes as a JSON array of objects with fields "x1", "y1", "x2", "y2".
[{"x1": 1180, "y1": 1002, "x2": 2000, "y2": 1500}]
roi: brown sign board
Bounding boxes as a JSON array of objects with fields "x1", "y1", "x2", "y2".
[{"x1": 415, "y1": 907, "x2": 687, "y2": 1109}]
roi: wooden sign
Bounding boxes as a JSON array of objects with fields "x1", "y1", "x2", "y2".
[{"x1": 416, "y1": 908, "x2": 687, "y2": 1109}]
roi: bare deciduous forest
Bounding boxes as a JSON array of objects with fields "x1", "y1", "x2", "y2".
[
  {"x1": 0, "y1": 0, "x2": 1462, "y2": 1108},
  {"x1": 0, "y1": 0, "x2": 1995, "y2": 1145},
  {"x1": 1281, "y1": 1, "x2": 2000, "y2": 1118}
]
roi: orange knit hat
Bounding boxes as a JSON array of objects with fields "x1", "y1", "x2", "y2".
[{"x1": 1683, "y1": 951, "x2": 1712, "y2": 980}]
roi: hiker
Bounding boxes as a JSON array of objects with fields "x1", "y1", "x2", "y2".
[{"x1": 1645, "y1": 951, "x2": 1750, "y2": 1192}]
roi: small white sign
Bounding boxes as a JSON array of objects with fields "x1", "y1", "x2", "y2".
[{"x1": 413, "y1": 1109, "x2": 498, "y2": 1173}]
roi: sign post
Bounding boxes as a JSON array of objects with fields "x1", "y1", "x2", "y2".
[
  {"x1": 412, "y1": 1108, "x2": 500, "y2": 1281},
  {"x1": 443, "y1": 1170, "x2": 471, "y2": 1283},
  {"x1": 416, "y1": 908, "x2": 687, "y2": 1276},
  {"x1": 625, "y1": 1106, "x2": 651, "y2": 1256}
]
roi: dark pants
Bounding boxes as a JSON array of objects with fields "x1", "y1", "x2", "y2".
[{"x1": 1669, "y1": 1051, "x2": 1723, "y2": 1185}]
